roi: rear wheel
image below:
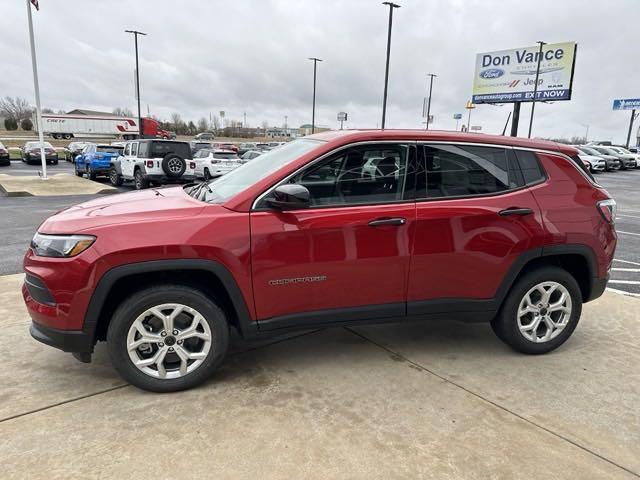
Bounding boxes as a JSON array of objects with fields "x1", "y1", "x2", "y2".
[
  {"x1": 203, "y1": 168, "x2": 211, "y2": 180},
  {"x1": 492, "y1": 266, "x2": 582, "y2": 354},
  {"x1": 86, "y1": 165, "x2": 96, "y2": 180},
  {"x1": 109, "y1": 167, "x2": 123, "y2": 186},
  {"x1": 106, "y1": 285, "x2": 229, "y2": 392}
]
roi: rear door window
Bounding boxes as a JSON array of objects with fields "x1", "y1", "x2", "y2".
[
  {"x1": 418, "y1": 145, "x2": 519, "y2": 198},
  {"x1": 138, "y1": 142, "x2": 150, "y2": 158}
]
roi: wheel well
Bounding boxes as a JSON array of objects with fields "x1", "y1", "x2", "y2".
[
  {"x1": 516, "y1": 254, "x2": 591, "y2": 301},
  {"x1": 94, "y1": 269, "x2": 241, "y2": 342}
]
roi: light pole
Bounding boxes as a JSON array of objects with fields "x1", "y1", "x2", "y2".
[
  {"x1": 284, "y1": 115, "x2": 288, "y2": 138},
  {"x1": 527, "y1": 41, "x2": 545, "y2": 139},
  {"x1": 424, "y1": 73, "x2": 436, "y2": 130},
  {"x1": 381, "y1": 2, "x2": 400, "y2": 129},
  {"x1": 308, "y1": 57, "x2": 322, "y2": 134},
  {"x1": 125, "y1": 29, "x2": 147, "y2": 138}
]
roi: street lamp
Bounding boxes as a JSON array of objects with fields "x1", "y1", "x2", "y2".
[
  {"x1": 423, "y1": 73, "x2": 436, "y2": 130},
  {"x1": 381, "y1": 2, "x2": 400, "y2": 129},
  {"x1": 308, "y1": 57, "x2": 322, "y2": 134},
  {"x1": 125, "y1": 29, "x2": 147, "y2": 138},
  {"x1": 527, "y1": 40, "x2": 545, "y2": 139}
]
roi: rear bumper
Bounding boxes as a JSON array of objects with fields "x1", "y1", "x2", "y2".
[
  {"x1": 586, "y1": 274, "x2": 609, "y2": 302},
  {"x1": 30, "y1": 321, "x2": 93, "y2": 354},
  {"x1": 144, "y1": 174, "x2": 196, "y2": 183}
]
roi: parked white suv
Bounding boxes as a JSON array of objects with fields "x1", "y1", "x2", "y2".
[
  {"x1": 194, "y1": 149, "x2": 243, "y2": 180},
  {"x1": 110, "y1": 140, "x2": 196, "y2": 189}
]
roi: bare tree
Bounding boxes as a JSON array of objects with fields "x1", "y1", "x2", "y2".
[
  {"x1": 197, "y1": 117, "x2": 208, "y2": 133},
  {"x1": 170, "y1": 112, "x2": 182, "y2": 132},
  {"x1": 112, "y1": 107, "x2": 134, "y2": 117},
  {"x1": 0, "y1": 96, "x2": 33, "y2": 120},
  {"x1": 41, "y1": 107, "x2": 54, "y2": 114},
  {"x1": 212, "y1": 115, "x2": 220, "y2": 131}
]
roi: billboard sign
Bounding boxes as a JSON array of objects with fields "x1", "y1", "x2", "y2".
[
  {"x1": 472, "y1": 41, "x2": 577, "y2": 104},
  {"x1": 337, "y1": 112, "x2": 348, "y2": 121},
  {"x1": 453, "y1": 113, "x2": 463, "y2": 120},
  {"x1": 470, "y1": 125, "x2": 482, "y2": 131},
  {"x1": 612, "y1": 98, "x2": 640, "y2": 110}
]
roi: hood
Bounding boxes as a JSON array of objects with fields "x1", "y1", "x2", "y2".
[
  {"x1": 39, "y1": 186, "x2": 207, "y2": 234},
  {"x1": 578, "y1": 154, "x2": 604, "y2": 162}
]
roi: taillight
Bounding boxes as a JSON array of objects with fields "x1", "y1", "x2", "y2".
[
  {"x1": 190, "y1": 162, "x2": 196, "y2": 169},
  {"x1": 597, "y1": 199, "x2": 616, "y2": 224},
  {"x1": 146, "y1": 160, "x2": 154, "y2": 168},
  {"x1": 210, "y1": 159, "x2": 220, "y2": 164}
]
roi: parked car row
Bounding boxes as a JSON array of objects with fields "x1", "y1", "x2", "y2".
[{"x1": 574, "y1": 143, "x2": 640, "y2": 172}]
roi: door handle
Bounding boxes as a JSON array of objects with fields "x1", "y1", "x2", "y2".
[
  {"x1": 368, "y1": 217, "x2": 406, "y2": 227},
  {"x1": 498, "y1": 208, "x2": 533, "y2": 217}
]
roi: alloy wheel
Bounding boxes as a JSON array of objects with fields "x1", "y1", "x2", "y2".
[
  {"x1": 517, "y1": 281, "x2": 572, "y2": 343},
  {"x1": 126, "y1": 303, "x2": 212, "y2": 379},
  {"x1": 168, "y1": 157, "x2": 182, "y2": 174}
]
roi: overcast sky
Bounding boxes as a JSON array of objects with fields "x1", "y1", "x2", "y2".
[{"x1": 1, "y1": 0, "x2": 638, "y2": 143}]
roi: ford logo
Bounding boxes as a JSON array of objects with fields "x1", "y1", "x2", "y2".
[{"x1": 479, "y1": 68, "x2": 505, "y2": 79}]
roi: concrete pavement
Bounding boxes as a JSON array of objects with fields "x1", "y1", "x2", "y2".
[
  {"x1": 0, "y1": 173, "x2": 117, "y2": 196},
  {"x1": 0, "y1": 273, "x2": 638, "y2": 479}
]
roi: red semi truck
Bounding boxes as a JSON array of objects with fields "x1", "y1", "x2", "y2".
[{"x1": 34, "y1": 113, "x2": 171, "y2": 140}]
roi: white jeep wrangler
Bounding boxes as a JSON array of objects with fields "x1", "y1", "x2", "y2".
[{"x1": 109, "y1": 139, "x2": 196, "y2": 189}]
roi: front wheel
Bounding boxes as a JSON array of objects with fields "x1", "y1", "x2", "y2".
[
  {"x1": 134, "y1": 170, "x2": 149, "y2": 190},
  {"x1": 86, "y1": 165, "x2": 96, "y2": 180},
  {"x1": 491, "y1": 266, "x2": 582, "y2": 354},
  {"x1": 106, "y1": 285, "x2": 230, "y2": 392}
]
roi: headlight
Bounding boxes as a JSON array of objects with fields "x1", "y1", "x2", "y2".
[{"x1": 31, "y1": 233, "x2": 96, "y2": 258}]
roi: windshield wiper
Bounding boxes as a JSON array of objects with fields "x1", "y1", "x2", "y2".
[{"x1": 189, "y1": 180, "x2": 214, "y2": 201}]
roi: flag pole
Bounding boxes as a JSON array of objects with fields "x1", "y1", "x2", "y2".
[{"x1": 26, "y1": 0, "x2": 47, "y2": 180}]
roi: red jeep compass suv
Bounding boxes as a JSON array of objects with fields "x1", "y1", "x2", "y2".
[{"x1": 24, "y1": 130, "x2": 616, "y2": 392}]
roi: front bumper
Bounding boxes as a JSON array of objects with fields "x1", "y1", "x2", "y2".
[{"x1": 30, "y1": 320, "x2": 93, "y2": 355}]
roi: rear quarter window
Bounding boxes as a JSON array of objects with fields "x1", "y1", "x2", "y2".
[{"x1": 513, "y1": 150, "x2": 546, "y2": 185}]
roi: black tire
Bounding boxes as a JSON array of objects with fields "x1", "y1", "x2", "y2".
[
  {"x1": 106, "y1": 285, "x2": 230, "y2": 392},
  {"x1": 86, "y1": 165, "x2": 96, "y2": 181},
  {"x1": 109, "y1": 167, "x2": 123, "y2": 186},
  {"x1": 75, "y1": 168, "x2": 83, "y2": 177},
  {"x1": 203, "y1": 168, "x2": 211, "y2": 180},
  {"x1": 492, "y1": 266, "x2": 582, "y2": 354},
  {"x1": 161, "y1": 154, "x2": 186, "y2": 178},
  {"x1": 52, "y1": 159, "x2": 59, "y2": 165},
  {"x1": 134, "y1": 169, "x2": 149, "y2": 190}
]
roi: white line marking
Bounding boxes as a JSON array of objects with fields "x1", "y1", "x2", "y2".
[
  {"x1": 611, "y1": 268, "x2": 640, "y2": 272},
  {"x1": 618, "y1": 214, "x2": 640, "y2": 219},
  {"x1": 613, "y1": 258, "x2": 640, "y2": 266},
  {"x1": 607, "y1": 280, "x2": 640, "y2": 285},
  {"x1": 606, "y1": 287, "x2": 640, "y2": 298},
  {"x1": 616, "y1": 231, "x2": 640, "y2": 236}
]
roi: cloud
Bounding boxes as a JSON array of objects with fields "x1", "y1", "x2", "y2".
[{"x1": 1, "y1": 0, "x2": 638, "y2": 143}]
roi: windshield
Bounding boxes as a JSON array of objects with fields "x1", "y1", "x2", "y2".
[{"x1": 188, "y1": 138, "x2": 323, "y2": 203}]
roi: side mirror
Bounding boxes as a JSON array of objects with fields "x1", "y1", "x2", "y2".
[{"x1": 267, "y1": 184, "x2": 310, "y2": 210}]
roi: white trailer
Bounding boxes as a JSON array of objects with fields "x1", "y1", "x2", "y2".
[{"x1": 33, "y1": 113, "x2": 140, "y2": 140}]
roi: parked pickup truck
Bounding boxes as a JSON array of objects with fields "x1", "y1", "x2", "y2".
[
  {"x1": 75, "y1": 144, "x2": 124, "y2": 180},
  {"x1": 109, "y1": 139, "x2": 196, "y2": 189}
]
